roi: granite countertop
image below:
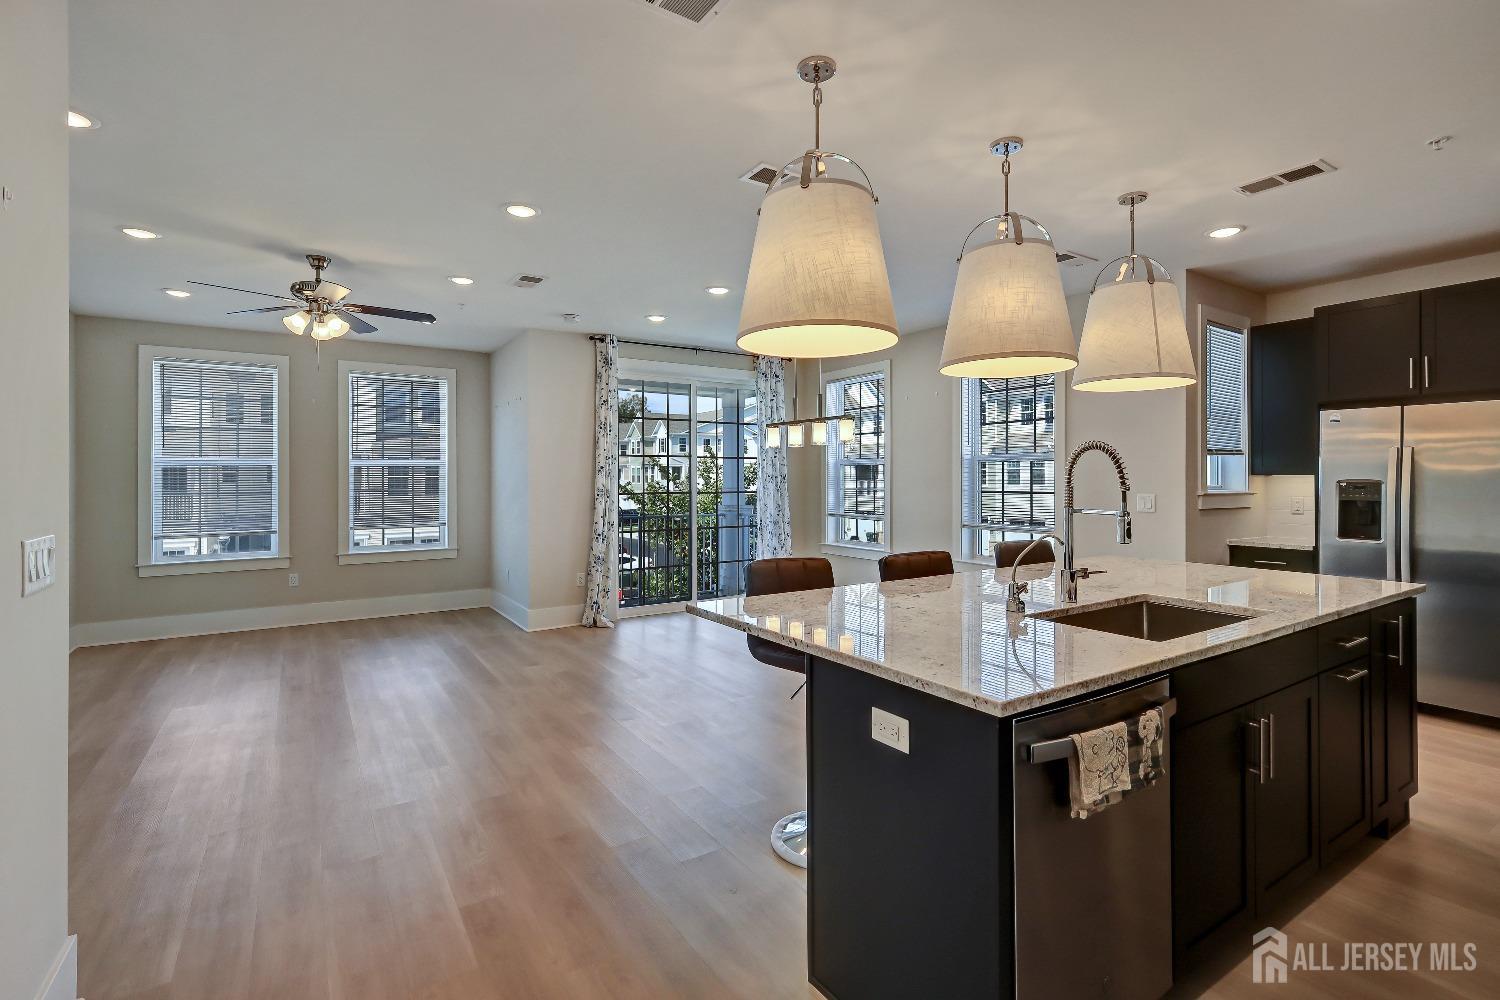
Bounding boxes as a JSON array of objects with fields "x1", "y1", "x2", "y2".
[
  {"x1": 1226, "y1": 535, "x2": 1317, "y2": 552},
  {"x1": 686, "y1": 557, "x2": 1422, "y2": 718}
]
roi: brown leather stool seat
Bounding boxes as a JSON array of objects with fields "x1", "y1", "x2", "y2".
[
  {"x1": 877, "y1": 549, "x2": 955, "y2": 583},
  {"x1": 996, "y1": 539, "x2": 1057, "y2": 569},
  {"x1": 744, "y1": 557, "x2": 834, "y2": 673}
]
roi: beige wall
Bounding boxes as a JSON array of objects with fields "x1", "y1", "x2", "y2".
[
  {"x1": 71, "y1": 315, "x2": 492, "y2": 628},
  {"x1": 488, "y1": 329, "x2": 596, "y2": 627},
  {"x1": 1, "y1": 1, "x2": 73, "y2": 996},
  {"x1": 1265, "y1": 250, "x2": 1500, "y2": 323}
]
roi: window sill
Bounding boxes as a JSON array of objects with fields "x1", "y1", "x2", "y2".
[
  {"x1": 338, "y1": 547, "x2": 458, "y2": 566},
  {"x1": 1198, "y1": 491, "x2": 1257, "y2": 510},
  {"x1": 138, "y1": 556, "x2": 290, "y2": 578},
  {"x1": 821, "y1": 542, "x2": 887, "y2": 562}
]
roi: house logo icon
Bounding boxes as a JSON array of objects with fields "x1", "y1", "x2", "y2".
[{"x1": 1252, "y1": 926, "x2": 1289, "y2": 984}]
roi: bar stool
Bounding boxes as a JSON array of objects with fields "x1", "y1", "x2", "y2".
[
  {"x1": 996, "y1": 539, "x2": 1057, "y2": 568},
  {"x1": 877, "y1": 549, "x2": 954, "y2": 582},
  {"x1": 744, "y1": 556, "x2": 834, "y2": 869}
]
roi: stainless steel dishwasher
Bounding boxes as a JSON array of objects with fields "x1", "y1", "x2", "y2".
[{"x1": 1011, "y1": 677, "x2": 1174, "y2": 1000}]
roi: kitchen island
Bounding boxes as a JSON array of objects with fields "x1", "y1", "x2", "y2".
[{"x1": 687, "y1": 556, "x2": 1424, "y2": 1000}]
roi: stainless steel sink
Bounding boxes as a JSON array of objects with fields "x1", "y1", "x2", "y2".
[{"x1": 1035, "y1": 598, "x2": 1254, "y2": 641}]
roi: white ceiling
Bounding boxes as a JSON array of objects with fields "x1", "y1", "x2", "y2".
[{"x1": 70, "y1": 0, "x2": 1500, "y2": 353}]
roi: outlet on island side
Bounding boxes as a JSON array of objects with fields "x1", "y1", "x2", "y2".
[
  {"x1": 871, "y1": 707, "x2": 910, "y2": 754},
  {"x1": 575, "y1": 572, "x2": 586, "y2": 587}
]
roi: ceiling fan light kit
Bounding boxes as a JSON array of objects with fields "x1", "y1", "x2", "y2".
[
  {"x1": 1074, "y1": 192, "x2": 1197, "y2": 392},
  {"x1": 939, "y1": 137, "x2": 1077, "y2": 379},
  {"x1": 736, "y1": 56, "x2": 899, "y2": 360}
]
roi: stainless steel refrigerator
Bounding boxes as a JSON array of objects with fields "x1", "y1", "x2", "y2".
[{"x1": 1319, "y1": 401, "x2": 1500, "y2": 718}]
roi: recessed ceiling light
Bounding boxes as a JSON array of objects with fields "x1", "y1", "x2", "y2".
[
  {"x1": 1207, "y1": 226, "x2": 1245, "y2": 239},
  {"x1": 705, "y1": 286, "x2": 731, "y2": 296},
  {"x1": 67, "y1": 110, "x2": 100, "y2": 129},
  {"x1": 505, "y1": 204, "x2": 539, "y2": 219},
  {"x1": 121, "y1": 227, "x2": 160, "y2": 239},
  {"x1": 448, "y1": 275, "x2": 475, "y2": 285},
  {"x1": 646, "y1": 314, "x2": 667, "y2": 323},
  {"x1": 161, "y1": 288, "x2": 190, "y2": 298}
]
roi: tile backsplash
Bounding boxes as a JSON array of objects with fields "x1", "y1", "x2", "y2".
[{"x1": 1263, "y1": 475, "x2": 1316, "y2": 540}]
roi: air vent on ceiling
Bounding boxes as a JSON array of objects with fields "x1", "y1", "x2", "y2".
[
  {"x1": 634, "y1": 0, "x2": 733, "y2": 25},
  {"x1": 1235, "y1": 158, "x2": 1338, "y2": 196},
  {"x1": 512, "y1": 274, "x2": 546, "y2": 289},
  {"x1": 1055, "y1": 250, "x2": 1099, "y2": 267},
  {"x1": 739, "y1": 163, "x2": 795, "y2": 189}
]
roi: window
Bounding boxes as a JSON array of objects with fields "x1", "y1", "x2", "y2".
[
  {"x1": 960, "y1": 375, "x2": 1058, "y2": 562},
  {"x1": 338, "y1": 362, "x2": 456, "y2": 564},
  {"x1": 137, "y1": 346, "x2": 289, "y2": 576},
  {"x1": 825, "y1": 367, "x2": 888, "y2": 549},
  {"x1": 1204, "y1": 321, "x2": 1249, "y2": 493}
]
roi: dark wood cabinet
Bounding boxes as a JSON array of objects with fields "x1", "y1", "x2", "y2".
[
  {"x1": 1250, "y1": 318, "x2": 1318, "y2": 474},
  {"x1": 1228, "y1": 544, "x2": 1317, "y2": 574},
  {"x1": 1421, "y1": 277, "x2": 1500, "y2": 397},
  {"x1": 1371, "y1": 599, "x2": 1419, "y2": 829},
  {"x1": 1319, "y1": 661, "x2": 1372, "y2": 863},
  {"x1": 1253, "y1": 677, "x2": 1320, "y2": 912},
  {"x1": 1316, "y1": 292, "x2": 1421, "y2": 404}
]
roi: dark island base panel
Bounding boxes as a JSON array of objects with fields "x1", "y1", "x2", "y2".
[{"x1": 804, "y1": 597, "x2": 1419, "y2": 1000}]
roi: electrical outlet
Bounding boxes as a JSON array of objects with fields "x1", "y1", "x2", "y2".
[
  {"x1": 871, "y1": 707, "x2": 910, "y2": 754},
  {"x1": 288, "y1": 573, "x2": 299, "y2": 587},
  {"x1": 575, "y1": 572, "x2": 586, "y2": 587},
  {"x1": 1136, "y1": 493, "x2": 1157, "y2": 513},
  {"x1": 1290, "y1": 497, "x2": 1307, "y2": 515},
  {"x1": 22, "y1": 535, "x2": 56, "y2": 597}
]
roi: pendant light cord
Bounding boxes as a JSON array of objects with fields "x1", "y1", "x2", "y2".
[
  {"x1": 1001, "y1": 152, "x2": 1011, "y2": 214},
  {"x1": 1128, "y1": 199, "x2": 1137, "y2": 255},
  {"x1": 811, "y1": 67, "x2": 823, "y2": 150}
]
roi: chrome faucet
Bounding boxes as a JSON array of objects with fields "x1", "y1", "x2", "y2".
[{"x1": 1005, "y1": 441, "x2": 1133, "y2": 612}]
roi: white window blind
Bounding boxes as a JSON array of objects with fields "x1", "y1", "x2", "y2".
[
  {"x1": 347, "y1": 370, "x2": 449, "y2": 551},
  {"x1": 825, "y1": 370, "x2": 887, "y2": 548},
  {"x1": 961, "y1": 375, "x2": 1057, "y2": 560},
  {"x1": 1204, "y1": 322, "x2": 1247, "y2": 456},
  {"x1": 150, "y1": 356, "x2": 280, "y2": 562}
]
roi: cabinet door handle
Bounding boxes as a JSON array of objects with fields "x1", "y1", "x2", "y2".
[
  {"x1": 1337, "y1": 666, "x2": 1369, "y2": 682},
  {"x1": 1247, "y1": 719, "x2": 1266, "y2": 784},
  {"x1": 1396, "y1": 614, "x2": 1405, "y2": 666},
  {"x1": 1335, "y1": 635, "x2": 1369, "y2": 650},
  {"x1": 1408, "y1": 356, "x2": 1415, "y2": 390},
  {"x1": 1267, "y1": 713, "x2": 1276, "y2": 781},
  {"x1": 1423, "y1": 355, "x2": 1430, "y2": 388},
  {"x1": 1253, "y1": 559, "x2": 1288, "y2": 567}
]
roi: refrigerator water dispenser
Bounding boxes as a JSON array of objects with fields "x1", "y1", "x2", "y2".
[{"x1": 1335, "y1": 480, "x2": 1383, "y2": 541}]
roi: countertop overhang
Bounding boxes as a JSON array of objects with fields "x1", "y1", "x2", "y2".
[{"x1": 686, "y1": 557, "x2": 1424, "y2": 718}]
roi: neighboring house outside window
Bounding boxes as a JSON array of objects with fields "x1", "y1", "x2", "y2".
[
  {"x1": 338, "y1": 361, "x2": 457, "y2": 565},
  {"x1": 824, "y1": 365, "x2": 888, "y2": 550},
  {"x1": 136, "y1": 345, "x2": 290, "y2": 576},
  {"x1": 960, "y1": 374, "x2": 1058, "y2": 562}
]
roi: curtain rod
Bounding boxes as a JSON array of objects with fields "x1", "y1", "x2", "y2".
[{"x1": 589, "y1": 334, "x2": 749, "y2": 359}]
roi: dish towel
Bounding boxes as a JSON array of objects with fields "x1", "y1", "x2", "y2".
[{"x1": 1066, "y1": 707, "x2": 1169, "y2": 819}]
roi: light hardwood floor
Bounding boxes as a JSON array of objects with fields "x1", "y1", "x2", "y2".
[{"x1": 70, "y1": 610, "x2": 1500, "y2": 999}]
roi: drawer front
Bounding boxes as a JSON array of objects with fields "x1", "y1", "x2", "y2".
[
  {"x1": 1173, "y1": 630, "x2": 1318, "y2": 729},
  {"x1": 1318, "y1": 612, "x2": 1372, "y2": 669},
  {"x1": 1228, "y1": 546, "x2": 1317, "y2": 573}
]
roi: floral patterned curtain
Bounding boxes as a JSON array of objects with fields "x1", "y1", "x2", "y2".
[
  {"x1": 755, "y1": 355, "x2": 792, "y2": 558},
  {"x1": 581, "y1": 336, "x2": 618, "y2": 627}
]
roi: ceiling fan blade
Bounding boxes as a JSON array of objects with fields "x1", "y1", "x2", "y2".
[
  {"x1": 343, "y1": 303, "x2": 437, "y2": 325},
  {"x1": 186, "y1": 280, "x2": 297, "y2": 301},
  {"x1": 336, "y1": 309, "x2": 377, "y2": 335},
  {"x1": 226, "y1": 305, "x2": 297, "y2": 316},
  {"x1": 312, "y1": 281, "x2": 352, "y2": 303}
]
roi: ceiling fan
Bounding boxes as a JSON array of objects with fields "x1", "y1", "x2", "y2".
[{"x1": 189, "y1": 254, "x2": 437, "y2": 340}]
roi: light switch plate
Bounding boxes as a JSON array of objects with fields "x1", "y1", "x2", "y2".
[
  {"x1": 871, "y1": 707, "x2": 910, "y2": 754},
  {"x1": 1136, "y1": 493, "x2": 1157, "y2": 513},
  {"x1": 22, "y1": 535, "x2": 56, "y2": 596}
]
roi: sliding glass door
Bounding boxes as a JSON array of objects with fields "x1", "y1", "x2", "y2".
[{"x1": 616, "y1": 375, "x2": 758, "y2": 614}]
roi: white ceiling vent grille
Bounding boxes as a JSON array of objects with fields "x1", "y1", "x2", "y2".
[
  {"x1": 512, "y1": 274, "x2": 546, "y2": 289},
  {"x1": 1055, "y1": 250, "x2": 1099, "y2": 267},
  {"x1": 634, "y1": 0, "x2": 733, "y2": 25},
  {"x1": 739, "y1": 163, "x2": 795, "y2": 189},
  {"x1": 1236, "y1": 158, "x2": 1338, "y2": 196}
]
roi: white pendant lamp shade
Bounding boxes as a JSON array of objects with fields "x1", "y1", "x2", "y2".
[
  {"x1": 939, "y1": 233, "x2": 1077, "y2": 377},
  {"x1": 1074, "y1": 277, "x2": 1196, "y2": 391},
  {"x1": 737, "y1": 177, "x2": 898, "y2": 359}
]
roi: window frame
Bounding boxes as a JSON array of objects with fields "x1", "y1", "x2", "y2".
[
  {"x1": 953, "y1": 372, "x2": 1064, "y2": 566},
  {"x1": 822, "y1": 359, "x2": 891, "y2": 559},
  {"x1": 337, "y1": 359, "x2": 459, "y2": 565},
  {"x1": 1197, "y1": 305, "x2": 1254, "y2": 508},
  {"x1": 136, "y1": 344, "x2": 292, "y2": 577}
]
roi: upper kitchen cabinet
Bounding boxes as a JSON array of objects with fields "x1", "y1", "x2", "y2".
[
  {"x1": 1250, "y1": 318, "x2": 1318, "y2": 474},
  {"x1": 1421, "y1": 277, "x2": 1500, "y2": 396},
  {"x1": 1316, "y1": 292, "x2": 1421, "y2": 404}
]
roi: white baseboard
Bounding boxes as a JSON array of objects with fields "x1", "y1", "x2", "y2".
[
  {"x1": 34, "y1": 935, "x2": 77, "y2": 1000},
  {"x1": 489, "y1": 591, "x2": 583, "y2": 632},
  {"x1": 70, "y1": 589, "x2": 492, "y2": 648}
]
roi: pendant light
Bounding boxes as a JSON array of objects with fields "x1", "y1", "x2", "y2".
[
  {"x1": 762, "y1": 358, "x2": 858, "y2": 450},
  {"x1": 1074, "y1": 192, "x2": 1196, "y2": 392},
  {"x1": 737, "y1": 56, "x2": 898, "y2": 360},
  {"x1": 939, "y1": 137, "x2": 1077, "y2": 378}
]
